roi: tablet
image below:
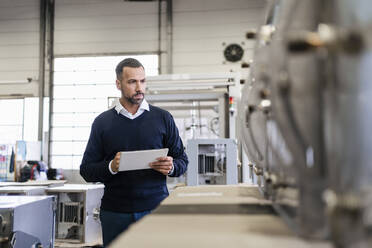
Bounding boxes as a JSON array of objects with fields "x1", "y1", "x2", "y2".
[{"x1": 119, "y1": 148, "x2": 169, "y2": 171}]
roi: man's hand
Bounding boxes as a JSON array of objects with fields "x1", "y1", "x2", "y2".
[
  {"x1": 150, "y1": 156, "x2": 173, "y2": 175},
  {"x1": 111, "y1": 152, "x2": 121, "y2": 173}
]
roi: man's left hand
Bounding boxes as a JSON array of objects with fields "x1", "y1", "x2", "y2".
[{"x1": 149, "y1": 156, "x2": 173, "y2": 175}]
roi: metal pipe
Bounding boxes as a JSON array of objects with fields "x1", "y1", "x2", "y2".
[
  {"x1": 158, "y1": 0, "x2": 162, "y2": 74},
  {"x1": 47, "y1": 0, "x2": 55, "y2": 166},
  {"x1": 166, "y1": 0, "x2": 173, "y2": 73},
  {"x1": 224, "y1": 93, "x2": 229, "y2": 138},
  {"x1": 38, "y1": 0, "x2": 47, "y2": 145},
  {"x1": 22, "y1": 98, "x2": 25, "y2": 140}
]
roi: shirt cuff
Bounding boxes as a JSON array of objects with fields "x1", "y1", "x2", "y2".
[
  {"x1": 168, "y1": 164, "x2": 174, "y2": 176},
  {"x1": 108, "y1": 160, "x2": 118, "y2": 175}
]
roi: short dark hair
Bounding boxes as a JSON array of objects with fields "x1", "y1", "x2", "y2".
[{"x1": 115, "y1": 58, "x2": 144, "y2": 80}]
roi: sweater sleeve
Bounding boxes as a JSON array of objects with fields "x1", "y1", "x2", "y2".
[
  {"x1": 164, "y1": 114, "x2": 188, "y2": 177},
  {"x1": 80, "y1": 119, "x2": 114, "y2": 183}
]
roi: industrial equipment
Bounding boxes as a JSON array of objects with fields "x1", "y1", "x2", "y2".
[
  {"x1": 109, "y1": 73, "x2": 244, "y2": 187},
  {"x1": 109, "y1": 72, "x2": 244, "y2": 140},
  {"x1": 46, "y1": 184, "x2": 104, "y2": 245},
  {"x1": 0, "y1": 195, "x2": 56, "y2": 248},
  {"x1": 186, "y1": 139, "x2": 238, "y2": 186},
  {"x1": 0, "y1": 186, "x2": 46, "y2": 196},
  {"x1": 240, "y1": 0, "x2": 372, "y2": 247},
  {"x1": 240, "y1": 0, "x2": 325, "y2": 238}
]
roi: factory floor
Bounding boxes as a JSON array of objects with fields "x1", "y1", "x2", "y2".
[{"x1": 109, "y1": 185, "x2": 332, "y2": 248}]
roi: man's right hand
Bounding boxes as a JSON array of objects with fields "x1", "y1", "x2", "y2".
[{"x1": 111, "y1": 152, "x2": 121, "y2": 173}]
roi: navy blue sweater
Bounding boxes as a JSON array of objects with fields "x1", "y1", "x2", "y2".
[{"x1": 80, "y1": 105, "x2": 188, "y2": 213}]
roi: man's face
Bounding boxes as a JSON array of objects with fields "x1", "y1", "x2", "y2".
[{"x1": 116, "y1": 66, "x2": 146, "y2": 105}]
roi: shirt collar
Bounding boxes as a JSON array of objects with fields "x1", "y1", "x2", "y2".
[{"x1": 114, "y1": 98, "x2": 149, "y2": 114}]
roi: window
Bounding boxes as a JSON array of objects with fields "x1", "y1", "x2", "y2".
[
  {"x1": 0, "y1": 99, "x2": 24, "y2": 144},
  {"x1": 0, "y1": 97, "x2": 46, "y2": 145},
  {"x1": 51, "y1": 55, "x2": 158, "y2": 170}
]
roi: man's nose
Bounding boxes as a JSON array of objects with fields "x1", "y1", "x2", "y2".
[{"x1": 135, "y1": 82, "x2": 141, "y2": 91}]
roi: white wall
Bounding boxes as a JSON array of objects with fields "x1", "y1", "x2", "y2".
[
  {"x1": 0, "y1": 0, "x2": 40, "y2": 96},
  {"x1": 54, "y1": 0, "x2": 265, "y2": 73},
  {"x1": 54, "y1": 0, "x2": 162, "y2": 55},
  {"x1": 0, "y1": 0, "x2": 266, "y2": 95},
  {"x1": 170, "y1": 0, "x2": 265, "y2": 73}
]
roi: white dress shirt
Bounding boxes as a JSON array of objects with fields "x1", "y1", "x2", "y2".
[{"x1": 114, "y1": 98, "x2": 149, "y2": 119}]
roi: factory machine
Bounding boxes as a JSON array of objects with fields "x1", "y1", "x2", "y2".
[
  {"x1": 0, "y1": 186, "x2": 46, "y2": 196},
  {"x1": 186, "y1": 138, "x2": 238, "y2": 186},
  {"x1": 46, "y1": 184, "x2": 104, "y2": 245},
  {"x1": 0, "y1": 196, "x2": 55, "y2": 248},
  {"x1": 240, "y1": 0, "x2": 372, "y2": 247}
]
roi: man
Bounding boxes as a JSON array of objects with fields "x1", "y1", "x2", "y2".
[{"x1": 80, "y1": 58, "x2": 188, "y2": 247}]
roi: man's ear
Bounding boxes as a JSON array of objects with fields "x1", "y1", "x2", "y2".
[{"x1": 116, "y1": 79, "x2": 121, "y2": 90}]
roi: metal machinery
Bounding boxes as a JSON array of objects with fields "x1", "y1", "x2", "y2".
[
  {"x1": 146, "y1": 74, "x2": 243, "y2": 187},
  {"x1": 109, "y1": 73, "x2": 244, "y2": 186},
  {"x1": 110, "y1": 72, "x2": 243, "y2": 140},
  {"x1": 186, "y1": 139, "x2": 238, "y2": 186},
  {"x1": 0, "y1": 196, "x2": 55, "y2": 248},
  {"x1": 46, "y1": 184, "x2": 104, "y2": 245},
  {"x1": 239, "y1": 0, "x2": 372, "y2": 247},
  {"x1": 0, "y1": 186, "x2": 46, "y2": 196}
]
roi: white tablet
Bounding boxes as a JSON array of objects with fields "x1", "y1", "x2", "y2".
[{"x1": 119, "y1": 148, "x2": 169, "y2": 172}]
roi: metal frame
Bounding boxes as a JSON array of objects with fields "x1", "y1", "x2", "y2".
[
  {"x1": 186, "y1": 138, "x2": 238, "y2": 186},
  {"x1": 46, "y1": 184, "x2": 104, "y2": 245},
  {"x1": 0, "y1": 195, "x2": 56, "y2": 248}
]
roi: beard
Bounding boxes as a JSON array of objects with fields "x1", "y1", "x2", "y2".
[{"x1": 125, "y1": 92, "x2": 145, "y2": 105}]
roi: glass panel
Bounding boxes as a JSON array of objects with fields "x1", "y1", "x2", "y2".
[
  {"x1": 54, "y1": 57, "x2": 78, "y2": 71},
  {"x1": 50, "y1": 141, "x2": 87, "y2": 156},
  {"x1": 52, "y1": 113, "x2": 96, "y2": 127},
  {"x1": 52, "y1": 114, "x2": 74, "y2": 127},
  {"x1": 51, "y1": 141, "x2": 73, "y2": 155},
  {"x1": 52, "y1": 128, "x2": 73, "y2": 141},
  {"x1": 43, "y1": 97, "x2": 49, "y2": 133},
  {"x1": 51, "y1": 154, "x2": 84, "y2": 169},
  {"x1": 52, "y1": 54, "x2": 159, "y2": 169},
  {"x1": 50, "y1": 155, "x2": 73, "y2": 170},
  {"x1": 53, "y1": 71, "x2": 116, "y2": 85},
  {"x1": 146, "y1": 68, "x2": 159, "y2": 76},
  {"x1": 23, "y1": 97, "x2": 39, "y2": 141},
  {"x1": 70, "y1": 113, "x2": 96, "y2": 127},
  {"x1": 52, "y1": 127, "x2": 91, "y2": 141},
  {"x1": 73, "y1": 142, "x2": 87, "y2": 155},
  {"x1": 0, "y1": 126, "x2": 23, "y2": 144},
  {"x1": 53, "y1": 84, "x2": 119, "y2": 99},
  {"x1": 0, "y1": 99, "x2": 23, "y2": 125},
  {"x1": 73, "y1": 155, "x2": 83, "y2": 170},
  {"x1": 72, "y1": 127, "x2": 91, "y2": 140},
  {"x1": 53, "y1": 99, "x2": 107, "y2": 113}
]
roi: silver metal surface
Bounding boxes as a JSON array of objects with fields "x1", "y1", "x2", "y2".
[
  {"x1": 239, "y1": 0, "x2": 372, "y2": 246},
  {"x1": 186, "y1": 139, "x2": 238, "y2": 186},
  {"x1": 46, "y1": 184, "x2": 104, "y2": 245},
  {"x1": 0, "y1": 195, "x2": 55, "y2": 248},
  {"x1": 38, "y1": 0, "x2": 46, "y2": 143},
  {"x1": 0, "y1": 186, "x2": 46, "y2": 196},
  {"x1": 166, "y1": 0, "x2": 173, "y2": 74}
]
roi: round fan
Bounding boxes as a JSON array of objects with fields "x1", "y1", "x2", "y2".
[{"x1": 224, "y1": 43, "x2": 244, "y2": 62}]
